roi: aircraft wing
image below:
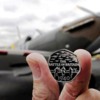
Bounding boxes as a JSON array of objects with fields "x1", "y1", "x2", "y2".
[{"x1": 0, "y1": 49, "x2": 51, "y2": 70}]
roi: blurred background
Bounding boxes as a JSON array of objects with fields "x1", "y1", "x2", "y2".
[
  {"x1": 0, "y1": 0, "x2": 98, "y2": 49},
  {"x1": 0, "y1": 0, "x2": 100, "y2": 100}
]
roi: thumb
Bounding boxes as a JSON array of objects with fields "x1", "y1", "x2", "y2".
[
  {"x1": 59, "y1": 49, "x2": 92, "y2": 100},
  {"x1": 76, "y1": 89, "x2": 100, "y2": 100},
  {"x1": 26, "y1": 53, "x2": 59, "y2": 100}
]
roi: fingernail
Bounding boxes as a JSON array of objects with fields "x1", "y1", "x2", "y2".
[{"x1": 28, "y1": 60, "x2": 41, "y2": 80}]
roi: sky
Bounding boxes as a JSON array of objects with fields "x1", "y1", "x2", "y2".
[{"x1": 0, "y1": 0, "x2": 98, "y2": 47}]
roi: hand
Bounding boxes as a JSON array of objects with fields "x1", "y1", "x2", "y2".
[{"x1": 26, "y1": 49, "x2": 100, "y2": 100}]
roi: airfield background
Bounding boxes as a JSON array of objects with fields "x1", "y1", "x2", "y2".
[{"x1": 0, "y1": 0, "x2": 99, "y2": 100}]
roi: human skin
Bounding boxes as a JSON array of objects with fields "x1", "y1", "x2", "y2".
[{"x1": 26, "y1": 49, "x2": 100, "y2": 100}]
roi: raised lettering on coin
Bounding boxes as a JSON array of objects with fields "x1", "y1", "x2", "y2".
[{"x1": 48, "y1": 49, "x2": 81, "y2": 82}]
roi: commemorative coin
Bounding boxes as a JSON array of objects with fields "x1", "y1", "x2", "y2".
[{"x1": 48, "y1": 49, "x2": 81, "y2": 82}]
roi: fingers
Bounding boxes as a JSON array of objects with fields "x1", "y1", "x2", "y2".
[
  {"x1": 26, "y1": 53, "x2": 59, "y2": 100},
  {"x1": 59, "y1": 49, "x2": 92, "y2": 100},
  {"x1": 76, "y1": 89, "x2": 100, "y2": 100}
]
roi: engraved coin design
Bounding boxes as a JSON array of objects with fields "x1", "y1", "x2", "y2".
[{"x1": 48, "y1": 49, "x2": 81, "y2": 82}]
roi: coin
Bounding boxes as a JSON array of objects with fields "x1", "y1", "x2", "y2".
[{"x1": 48, "y1": 49, "x2": 81, "y2": 82}]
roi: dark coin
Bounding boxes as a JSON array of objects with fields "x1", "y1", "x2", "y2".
[{"x1": 48, "y1": 49, "x2": 81, "y2": 82}]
